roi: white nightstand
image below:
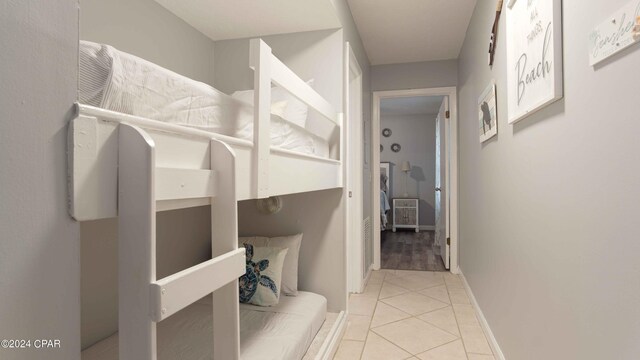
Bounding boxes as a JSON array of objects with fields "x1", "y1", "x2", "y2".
[{"x1": 392, "y1": 198, "x2": 419, "y2": 232}]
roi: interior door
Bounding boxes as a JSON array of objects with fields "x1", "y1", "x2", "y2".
[
  {"x1": 345, "y1": 42, "x2": 365, "y2": 292},
  {"x1": 435, "y1": 97, "x2": 450, "y2": 269}
]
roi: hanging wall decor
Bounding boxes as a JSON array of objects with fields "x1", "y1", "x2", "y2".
[
  {"x1": 256, "y1": 196, "x2": 283, "y2": 214},
  {"x1": 488, "y1": 0, "x2": 505, "y2": 66},
  {"x1": 382, "y1": 128, "x2": 392, "y2": 137},
  {"x1": 391, "y1": 143, "x2": 401, "y2": 153},
  {"x1": 478, "y1": 81, "x2": 498, "y2": 143},
  {"x1": 506, "y1": 0, "x2": 564, "y2": 124},
  {"x1": 588, "y1": 1, "x2": 640, "y2": 66}
]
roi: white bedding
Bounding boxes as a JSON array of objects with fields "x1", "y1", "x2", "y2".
[
  {"x1": 79, "y1": 41, "x2": 329, "y2": 157},
  {"x1": 81, "y1": 291, "x2": 327, "y2": 360}
]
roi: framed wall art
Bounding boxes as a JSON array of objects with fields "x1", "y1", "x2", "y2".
[
  {"x1": 506, "y1": 0, "x2": 563, "y2": 124},
  {"x1": 478, "y1": 81, "x2": 498, "y2": 143},
  {"x1": 588, "y1": 1, "x2": 640, "y2": 66}
]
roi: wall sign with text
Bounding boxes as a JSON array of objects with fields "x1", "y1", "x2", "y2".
[
  {"x1": 588, "y1": 0, "x2": 640, "y2": 66},
  {"x1": 506, "y1": 0, "x2": 564, "y2": 124}
]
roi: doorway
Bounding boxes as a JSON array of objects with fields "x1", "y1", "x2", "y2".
[{"x1": 371, "y1": 87, "x2": 459, "y2": 273}]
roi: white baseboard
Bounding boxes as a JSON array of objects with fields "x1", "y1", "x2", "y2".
[
  {"x1": 360, "y1": 266, "x2": 373, "y2": 292},
  {"x1": 458, "y1": 270, "x2": 506, "y2": 360},
  {"x1": 419, "y1": 225, "x2": 435, "y2": 231},
  {"x1": 317, "y1": 311, "x2": 347, "y2": 360}
]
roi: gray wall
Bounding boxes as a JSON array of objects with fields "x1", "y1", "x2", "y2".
[
  {"x1": 238, "y1": 190, "x2": 345, "y2": 312},
  {"x1": 457, "y1": 1, "x2": 640, "y2": 359},
  {"x1": 381, "y1": 114, "x2": 437, "y2": 226},
  {"x1": 0, "y1": 1, "x2": 81, "y2": 359},
  {"x1": 372, "y1": 59, "x2": 458, "y2": 91},
  {"x1": 80, "y1": 0, "x2": 215, "y2": 85}
]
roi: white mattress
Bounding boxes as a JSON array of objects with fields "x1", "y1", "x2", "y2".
[
  {"x1": 79, "y1": 41, "x2": 329, "y2": 157},
  {"x1": 81, "y1": 291, "x2": 327, "y2": 360}
]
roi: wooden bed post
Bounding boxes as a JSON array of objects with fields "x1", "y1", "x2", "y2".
[
  {"x1": 250, "y1": 38, "x2": 271, "y2": 199},
  {"x1": 210, "y1": 139, "x2": 241, "y2": 359},
  {"x1": 118, "y1": 123, "x2": 157, "y2": 360}
]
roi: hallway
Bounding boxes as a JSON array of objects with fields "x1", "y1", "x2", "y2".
[
  {"x1": 381, "y1": 231, "x2": 446, "y2": 271},
  {"x1": 336, "y1": 270, "x2": 494, "y2": 359}
]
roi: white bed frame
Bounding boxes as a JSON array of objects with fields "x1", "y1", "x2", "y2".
[{"x1": 69, "y1": 39, "x2": 344, "y2": 360}]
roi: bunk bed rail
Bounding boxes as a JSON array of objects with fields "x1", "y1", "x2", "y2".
[
  {"x1": 69, "y1": 37, "x2": 343, "y2": 221},
  {"x1": 249, "y1": 39, "x2": 342, "y2": 199}
]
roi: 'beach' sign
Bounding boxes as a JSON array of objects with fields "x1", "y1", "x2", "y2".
[
  {"x1": 506, "y1": 0, "x2": 564, "y2": 124},
  {"x1": 588, "y1": 0, "x2": 640, "y2": 66}
]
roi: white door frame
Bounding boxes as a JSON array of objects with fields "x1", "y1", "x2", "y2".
[
  {"x1": 344, "y1": 42, "x2": 366, "y2": 292},
  {"x1": 371, "y1": 87, "x2": 460, "y2": 274}
]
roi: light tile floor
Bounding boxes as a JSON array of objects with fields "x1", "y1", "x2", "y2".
[{"x1": 334, "y1": 270, "x2": 495, "y2": 360}]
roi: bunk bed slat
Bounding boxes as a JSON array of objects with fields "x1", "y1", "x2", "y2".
[
  {"x1": 269, "y1": 51, "x2": 339, "y2": 125},
  {"x1": 210, "y1": 139, "x2": 242, "y2": 359},
  {"x1": 155, "y1": 168, "x2": 217, "y2": 201},
  {"x1": 68, "y1": 115, "x2": 118, "y2": 221},
  {"x1": 118, "y1": 123, "x2": 157, "y2": 360},
  {"x1": 149, "y1": 248, "x2": 245, "y2": 322},
  {"x1": 156, "y1": 198, "x2": 211, "y2": 212},
  {"x1": 250, "y1": 39, "x2": 272, "y2": 199}
]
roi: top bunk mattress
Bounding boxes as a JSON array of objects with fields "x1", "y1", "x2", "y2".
[
  {"x1": 81, "y1": 291, "x2": 327, "y2": 360},
  {"x1": 78, "y1": 41, "x2": 329, "y2": 158}
]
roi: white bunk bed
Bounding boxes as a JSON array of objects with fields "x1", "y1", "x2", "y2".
[{"x1": 71, "y1": 39, "x2": 345, "y2": 360}]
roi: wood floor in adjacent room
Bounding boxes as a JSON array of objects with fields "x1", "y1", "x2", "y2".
[{"x1": 381, "y1": 230, "x2": 446, "y2": 272}]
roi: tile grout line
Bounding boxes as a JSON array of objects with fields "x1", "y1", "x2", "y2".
[
  {"x1": 412, "y1": 310, "x2": 463, "y2": 338},
  {"x1": 446, "y1": 278, "x2": 475, "y2": 359},
  {"x1": 355, "y1": 271, "x2": 385, "y2": 360},
  {"x1": 369, "y1": 275, "x2": 462, "y2": 357},
  {"x1": 346, "y1": 271, "x2": 487, "y2": 360},
  {"x1": 415, "y1": 337, "x2": 466, "y2": 358}
]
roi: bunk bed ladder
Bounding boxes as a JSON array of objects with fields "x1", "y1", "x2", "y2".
[{"x1": 118, "y1": 123, "x2": 245, "y2": 360}]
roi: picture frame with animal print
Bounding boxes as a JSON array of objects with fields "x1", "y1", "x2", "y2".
[{"x1": 478, "y1": 81, "x2": 498, "y2": 143}]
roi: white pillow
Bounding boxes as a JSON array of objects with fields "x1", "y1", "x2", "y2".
[
  {"x1": 231, "y1": 79, "x2": 314, "y2": 128},
  {"x1": 239, "y1": 233, "x2": 303, "y2": 296},
  {"x1": 239, "y1": 245, "x2": 288, "y2": 307},
  {"x1": 269, "y1": 100, "x2": 288, "y2": 118}
]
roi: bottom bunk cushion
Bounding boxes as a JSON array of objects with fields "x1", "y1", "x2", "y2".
[
  {"x1": 239, "y1": 234, "x2": 303, "y2": 296},
  {"x1": 240, "y1": 244, "x2": 288, "y2": 306},
  {"x1": 81, "y1": 292, "x2": 328, "y2": 360}
]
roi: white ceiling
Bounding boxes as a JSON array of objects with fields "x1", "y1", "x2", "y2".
[
  {"x1": 155, "y1": 0, "x2": 342, "y2": 41},
  {"x1": 347, "y1": 0, "x2": 476, "y2": 65},
  {"x1": 381, "y1": 96, "x2": 444, "y2": 117}
]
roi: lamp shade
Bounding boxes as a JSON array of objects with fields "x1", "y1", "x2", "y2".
[{"x1": 401, "y1": 161, "x2": 411, "y2": 172}]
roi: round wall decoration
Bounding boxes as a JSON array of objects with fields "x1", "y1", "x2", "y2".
[
  {"x1": 391, "y1": 143, "x2": 401, "y2": 153},
  {"x1": 256, "y1": 196, "x2": 283, "y2": 214},
  {"x1": 380, "y1": 145, "x2": 384, "y2": 152},
  {"x1": 382, "y1": 128, "x2": 392, "y2": 137}
]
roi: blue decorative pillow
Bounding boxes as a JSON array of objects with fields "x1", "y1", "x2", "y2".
[{"x1": 239, "y1": 244, "x2": 288, "y2": 306}]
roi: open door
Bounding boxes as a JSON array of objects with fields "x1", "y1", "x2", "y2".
[
  {"x1": 345, "y1": 42, "x2": 365, "y2": 292},
  {"x1": 435, "y1": 97, "x2": 450, "y2": 269}
]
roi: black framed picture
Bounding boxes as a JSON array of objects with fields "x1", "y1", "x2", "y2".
[
  {"x1": 382, "y1": 128, "x2": 392, "y2": 137},
  {"x1": 391, "y1": 143, "x2": 401, "y2": 153}
]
